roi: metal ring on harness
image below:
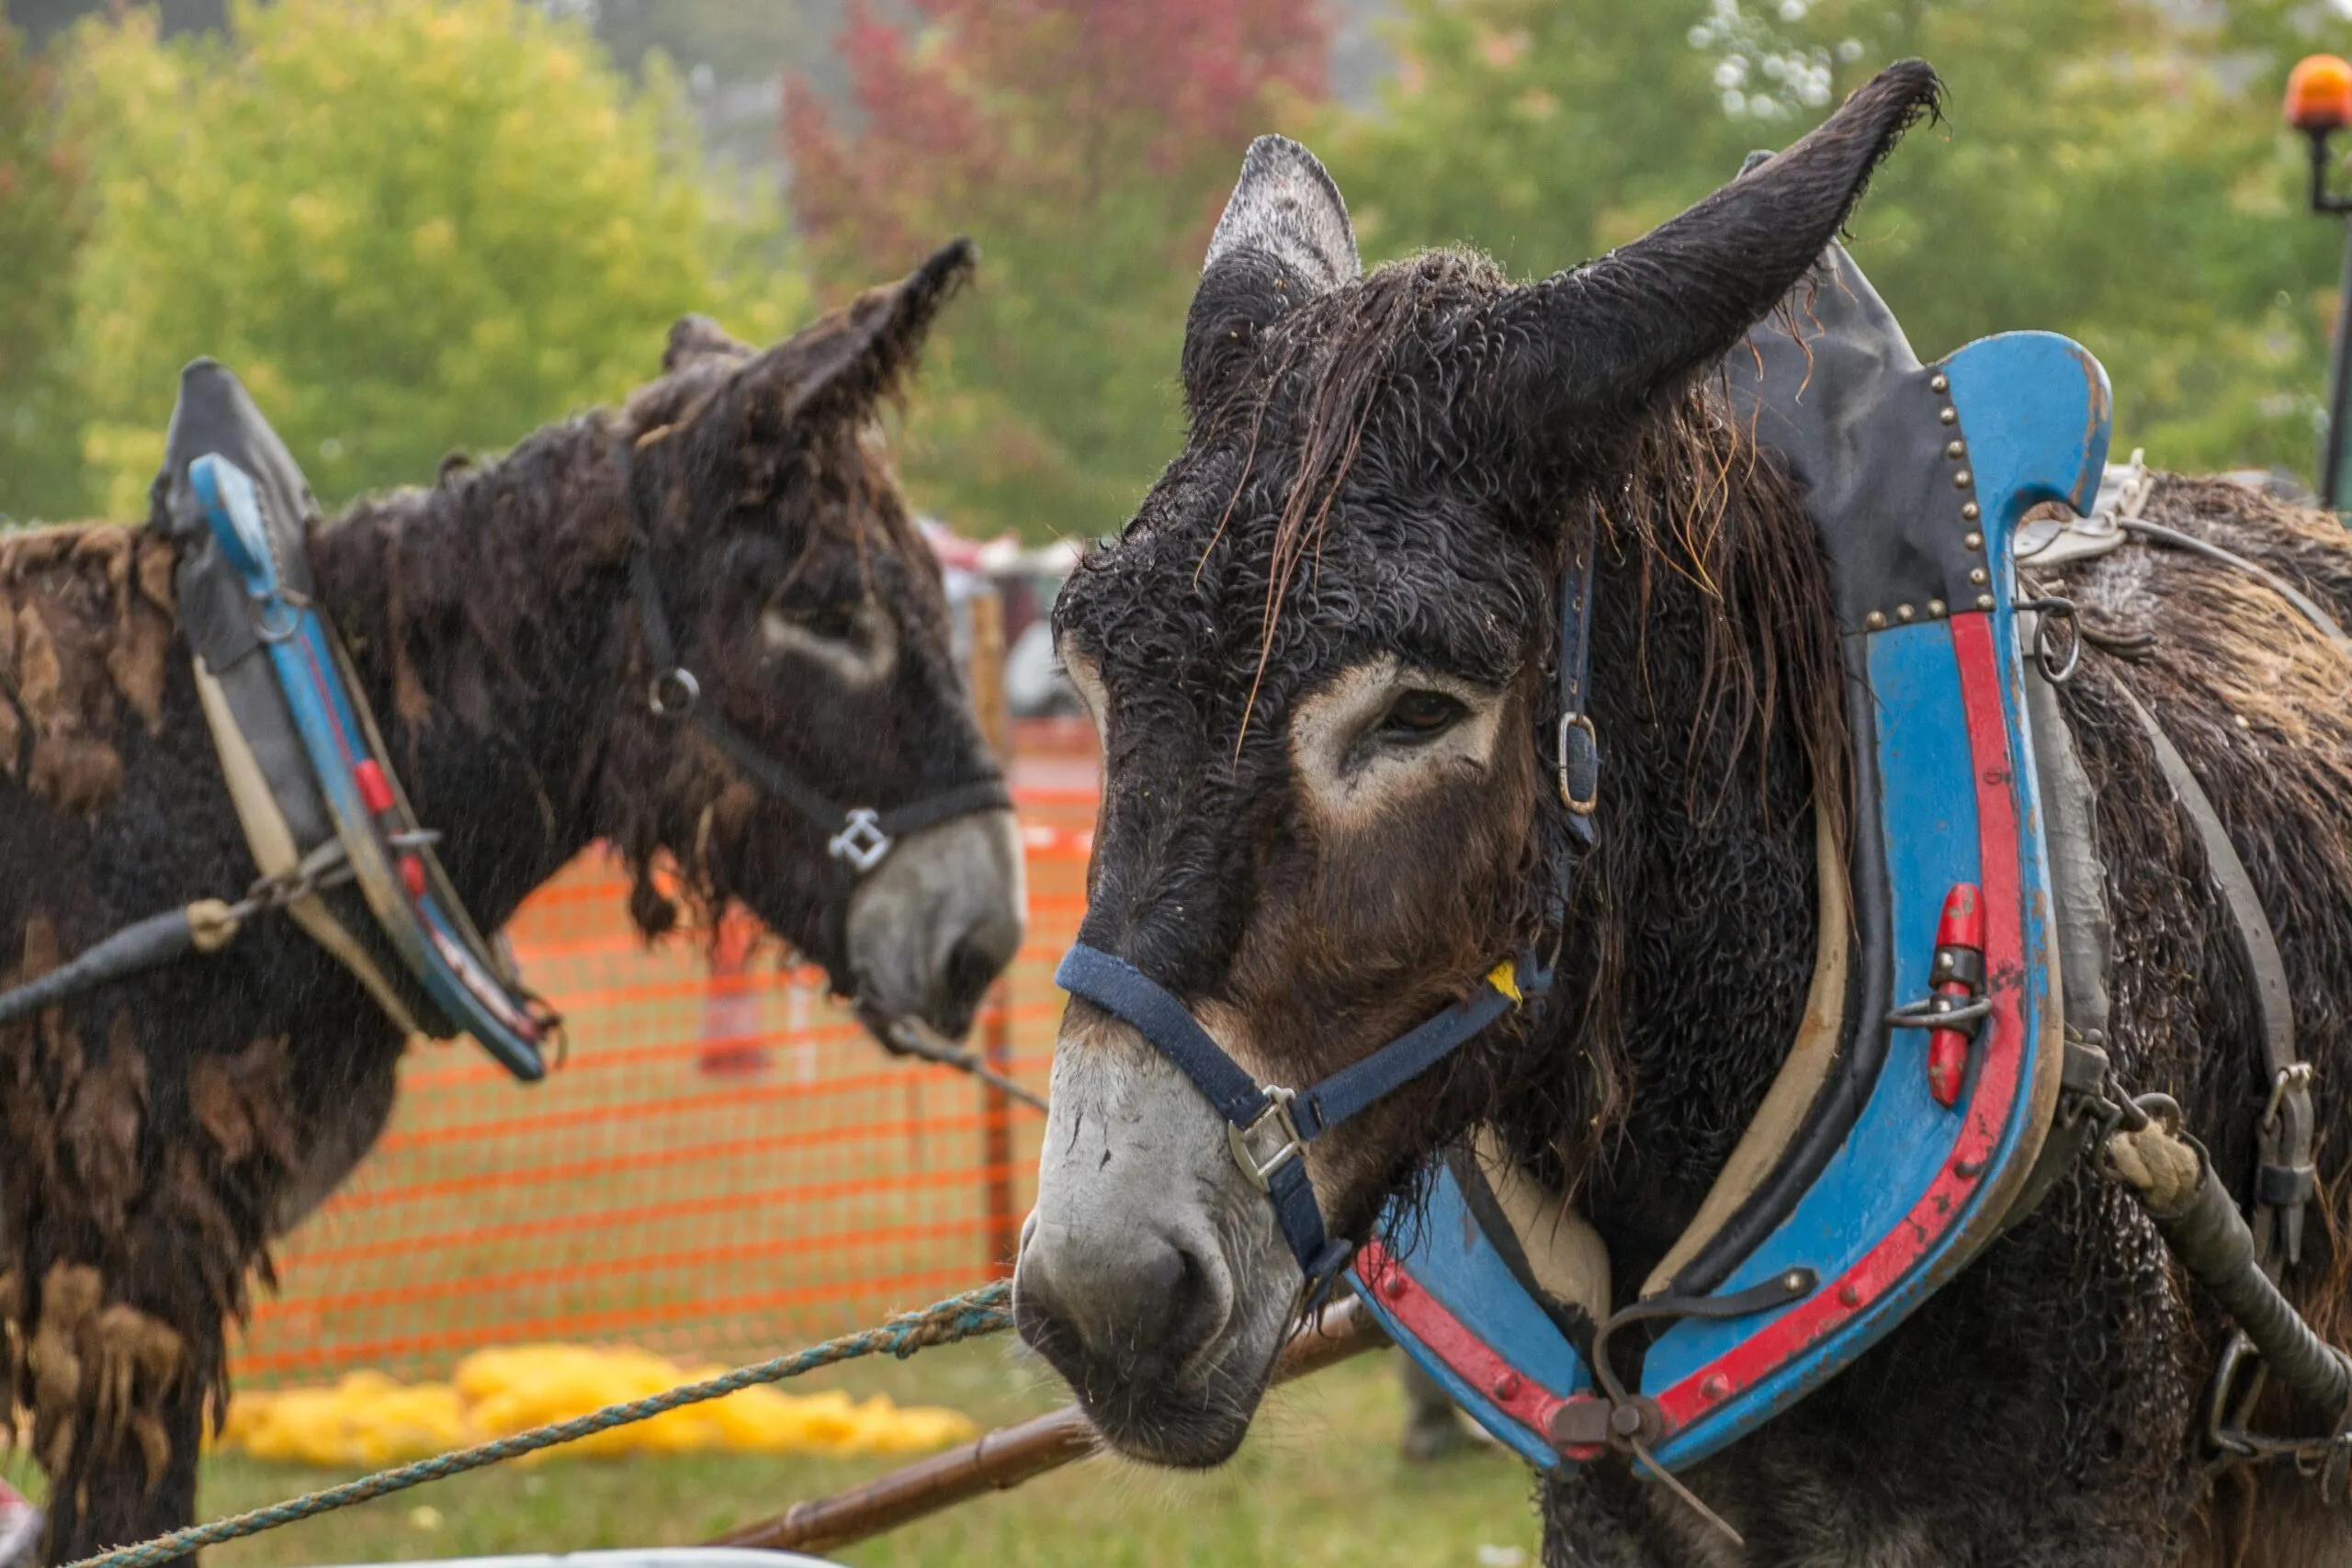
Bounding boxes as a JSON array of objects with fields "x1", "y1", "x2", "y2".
[
  {"x1": 648, "y1": 666, "x2": 700, "y2": 717},
  {"x1": 2018, "y1": 594, "x2": 2082, "y2": 684},
  {"x1": 2266, "y1": 1061, "x2": 2315, "y2": 1134}
]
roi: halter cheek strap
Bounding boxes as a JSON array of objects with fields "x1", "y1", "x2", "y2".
[
  {"x1": 627, "y1": 541, "x2": 1012, "y2": 872},
  {"x1": 1054, "y1": 943, "x2": 1544, "y2": 1286}
]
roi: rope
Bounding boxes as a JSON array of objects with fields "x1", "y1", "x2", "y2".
[{"x1": 61, "y1": 1280, "x2": 1014, "y2": 1568}]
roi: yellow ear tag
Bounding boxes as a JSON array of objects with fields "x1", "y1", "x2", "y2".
[{"x1": 1487, "y1": 960, "x2": 1522, "y2": 1005}]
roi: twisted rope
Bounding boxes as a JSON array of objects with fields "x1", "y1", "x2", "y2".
[{"x1": 61, "y1": 1280, "x2": 1014, "y2": 1568}]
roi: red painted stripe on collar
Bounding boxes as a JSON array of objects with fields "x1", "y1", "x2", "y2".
[
  {"x1": 1353, "y1": 1243, "x2": 1581, "y2": 1450},
  {"x1": 1648, "y1": 613, "x2": 2030, "y2": 1435}
]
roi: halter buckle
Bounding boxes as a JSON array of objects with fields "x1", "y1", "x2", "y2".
[
  {"x1": 828, "y1": 807, "x2": 893, "y2": 873},
  {"x1": 1555, "y1": 712, "x2": 1600, "y2": 815},
  {"x1": 1228, "y1": 1087, "x2": 1306, "y2": 1191}
]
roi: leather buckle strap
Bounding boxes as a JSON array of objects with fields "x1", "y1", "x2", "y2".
[
  {"x1": 2119, "y1": 683, "x2": 2312, "y2": 1269},
  {"x1": 1555, "y1": 541, "x2": 1600, "y2": 840}
]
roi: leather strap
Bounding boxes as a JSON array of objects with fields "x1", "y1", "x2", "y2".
[
  {"x1": 1055, "y1": 942, "x2": 1533, "y2": 1287},
  {"x1": 1555, "y1": 539, "x2": 1600, "y2": 847},
  {"x1": 627, "y1": 538, "x2": 1012, "y2": 870},
  {"x1": 2117, "y1": 683, "x2": 2311, "y2": 1269},
  {"x1": 2120, "y1": 520, "x2": 2352, "y2": 660}
]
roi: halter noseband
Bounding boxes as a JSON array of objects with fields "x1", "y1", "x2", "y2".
[
  {"x1": 615, "y1": 440, "x2": 1012, "y2": 878},
  {"x1": 1052, "y1": 542, "x2": 1600, "y2": 1290}
]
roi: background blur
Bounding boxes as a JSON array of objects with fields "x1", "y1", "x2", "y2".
[
  {"x1": 5, "y1": 0, "x2": 2350, "y2": 542},
  {"x1": 2, "y1": 5, "x2": 2349, "y2": 1563}
]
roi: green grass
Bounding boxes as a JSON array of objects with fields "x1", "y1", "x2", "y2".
[{"x1": 6, "y1": 1346, "x2": 1544, "y2": 1568}]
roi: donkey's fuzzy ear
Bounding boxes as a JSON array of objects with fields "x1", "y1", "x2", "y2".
[
  {"x1": 664, "y1": 314, "x2": 751, "y2": 373},
  {"x1": 1474, "y1": 61, "x2": 1939, "y2": 470},
  {"x1": 742, "y1": 236, "x2": 978, "y2": 436},
  {"x1": 1182, "y1": 136, "x2": 1360, "y2": 413}
]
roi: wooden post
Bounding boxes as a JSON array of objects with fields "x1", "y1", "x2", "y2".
[
  {"x1": 707, "y1": 1294, "x2": 1379, "y2": 1556},
  {"x1": 966, "y1": 588, "x2": 1019, "y2": 1278}
]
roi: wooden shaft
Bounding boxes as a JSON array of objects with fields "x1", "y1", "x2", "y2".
[
  {"x1": 964, "y1": 586, "x2": 1021, "y2": 1277},
  {"x1": 709, "y1": 1292, "x2": 1382, "y2": 1556}
]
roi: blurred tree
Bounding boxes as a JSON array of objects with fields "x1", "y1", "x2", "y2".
[
  {"x1": 52, "y1": 0, "x2": 808, "y2": 521},
  {"x1": 1326, "y1": 0, "x2": 2345, "y2": 480},
  {"x1": 786, "y1": 0, "x2": 1328, "y2": 544},
  {"x1": 0, "y1": 8, "x2": 87, "y2": 521}
]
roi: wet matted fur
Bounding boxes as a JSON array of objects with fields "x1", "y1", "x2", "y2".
[
  {"x1": 0, "y1": 243, "x2": 1010, "y2": 1564},
  {"x1": 1024, "y1": 61, "x2": 2352, "y2": 1567}
]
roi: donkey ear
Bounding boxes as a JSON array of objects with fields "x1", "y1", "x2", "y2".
[
  {"x1": 1182, "y1": 136, "x2": 1360, "y2": 413},
  {"x1": 1474, "y1": 61, "x2": 1939, "y2": 469},
  {"x1": 742, "y1": 236, "x2": 978, "y2": 435},
  {"x1": 664, "y1": 314, "x2": 750, "y2": 373}
]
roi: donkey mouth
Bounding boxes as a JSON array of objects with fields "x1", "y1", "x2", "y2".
[{"x1": 1013, "y1": 1290, "x2": 1267, "y2": 1467}]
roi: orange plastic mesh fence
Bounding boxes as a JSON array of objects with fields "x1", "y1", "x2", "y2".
[{"x1": 228, "y1": 721, "x2": 1101, "y2": 1388}]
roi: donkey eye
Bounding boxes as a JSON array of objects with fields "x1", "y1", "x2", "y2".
[
  {"x1": 797, "y1": 604, "x2": 860, "y2": 643},
  {"x1": 1378, "y1": 690, "x2": 1464, "y2": 741}
]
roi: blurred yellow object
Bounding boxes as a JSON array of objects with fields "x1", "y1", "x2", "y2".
[{"x1": 211, "y1": 1345, "x2": 978, "y2": 1468}]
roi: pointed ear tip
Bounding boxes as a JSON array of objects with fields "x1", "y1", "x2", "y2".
[
  {"x1": 914, "y1": 235, "x2": 979, "y2": 291},
  {"x1": 1865, "y1": 57, "x2": 1942, "y2": 114},
  {"x1": 1240, "y1": 133, "x2": 1332, "y2": 181}
]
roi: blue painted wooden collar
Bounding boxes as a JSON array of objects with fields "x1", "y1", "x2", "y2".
[{"x1": 190, "y1": 455, "x2": 555, "y2": 1079}]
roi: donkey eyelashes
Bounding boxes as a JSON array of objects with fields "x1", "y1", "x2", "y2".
[{"x1": 1377, "y1": 689, "x2": 1467, "y2": 743}]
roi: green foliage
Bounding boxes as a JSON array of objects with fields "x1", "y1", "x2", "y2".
[
  {"x1": 787, "y1": 1, "x2": 1328, "y2": 545},
  {"x1": 1325, "y1": 0, "x2": 2346, "y2": 481},
  {"x1": 51, "y1": 0, "x2": 808, "y2": 521},
  {"x1": 0, "y1": 8, "x2": 87, "y2": 521}
]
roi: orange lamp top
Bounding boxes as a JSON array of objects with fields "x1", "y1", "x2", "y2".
[{"x1": 2287, "y1": 54, "x2": 2352, "y2": 133}]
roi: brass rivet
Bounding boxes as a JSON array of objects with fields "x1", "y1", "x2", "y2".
[
  {"x1": 1946, "y1": 440, "x2": 1966, "y2": 459},
  {"x1": 1939, "y1": 407, "x2": 1958, "y2": 425},
  {"x1": 1929, "y1": 373, "x2": 1949, "y2": 392},
  {"x1": 1928, "y1": 599, "x2": 1947, "y2": 618},
  {"x1": 1962, "y1": 502, "x2": 1981, "y2": 521},
  {"x1": 1976, "y1": 593, "x2": 1996, "y2": 611},
  {"x1": 1953, "y1": 469, "x2": 1973, "y2": 489},
  {"x1": 1969, "y1": 567, "x2": 1989, "y2": 585},
  {"x1": 1865, "y1": 610, "x2": 1888, "y2": 630},
  {"x1": 1896, "y1": 604, "x2": 1915, "y2": 622},
  {"x1": 1963, "y1": 531, "x2": 1984, "y2": 550}
]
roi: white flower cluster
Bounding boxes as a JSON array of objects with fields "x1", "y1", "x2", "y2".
[{"x1": 1687, "y1": 0, "x2": 1863, "y2": 120}]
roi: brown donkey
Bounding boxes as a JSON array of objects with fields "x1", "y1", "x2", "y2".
[
  {"x1": 1016, "y1": 66, "x2": 2352, "y2": 1565},
  {"x1": 2, "y1": 241, "x2": 1023, "y2": 1563}
]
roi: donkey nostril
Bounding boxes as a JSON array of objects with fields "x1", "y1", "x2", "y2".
[{"x1": 938, "y1": 933, "x2": 1005, "y2": 1019}]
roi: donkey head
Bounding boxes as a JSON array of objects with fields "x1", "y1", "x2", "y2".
[
  {"x1": 603, "y1": 241, "x2": 1022, "y2": 1038},
  {"x1": 1014, "y1": 65, "x2": 1939, "y2": 1463}
]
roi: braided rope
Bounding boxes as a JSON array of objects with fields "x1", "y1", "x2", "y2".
[{"x1": 61, "y1": 1280, "x2": 1014, "y2": 1568}]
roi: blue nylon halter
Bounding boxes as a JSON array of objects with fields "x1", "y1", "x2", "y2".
[{"x1": 1051, "y1": 546, "x2": 1599, "y2": 1288}]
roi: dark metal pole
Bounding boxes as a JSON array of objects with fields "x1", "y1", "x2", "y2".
[
  {"x1": 2308, "y1": 125, "x2": 2352, "y2": 511},
  {"x1": 2324, "y1": 211, "x2": 2352, "y2": 510}
]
